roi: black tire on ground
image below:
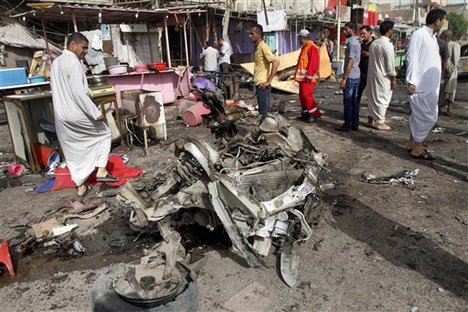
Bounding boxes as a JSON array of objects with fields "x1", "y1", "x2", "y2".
[{"x1": 91, "y1": 262, "x2": 199, "y2": 312}]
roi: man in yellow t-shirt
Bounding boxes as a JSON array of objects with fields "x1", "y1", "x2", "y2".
[{"x1": 249, "y1": 24, "x2": 279, "y2": 121}]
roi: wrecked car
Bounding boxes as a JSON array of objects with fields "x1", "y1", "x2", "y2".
[
  {"x1": 92, "y1": 91, "x2": 327, "y2": 310},
  {"x1": 123, "y1": 110, "x2": 327, "y2": 287}
]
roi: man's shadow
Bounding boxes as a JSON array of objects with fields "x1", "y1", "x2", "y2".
[{"x1": 326, "y1": 193, "x2": 468, "y2": 300}]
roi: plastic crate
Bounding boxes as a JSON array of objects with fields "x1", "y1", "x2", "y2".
[
  {"x1": 148, "y1": 62, "x2": 167, "y2": 71},
  {"x1": 0, "y1": 68, "x2": 28, "y2": 87}
]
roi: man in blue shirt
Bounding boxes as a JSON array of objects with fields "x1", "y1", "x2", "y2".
[{"x1": 336, "y1": 22, "x2": 361, "y2": 132}]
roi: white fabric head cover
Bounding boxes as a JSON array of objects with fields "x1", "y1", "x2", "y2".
[{"x1": 297, "y1": 29, "x2": 310, "y2": 37}]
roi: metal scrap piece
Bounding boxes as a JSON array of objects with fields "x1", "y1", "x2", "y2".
[
  {"x1": 145, "y1": 180, "x2": 209, "y2": 222},
  {"x1": 176, "y1": 138, "x2": 218, "y2": 181},
  {"x1": 289, "y1": 209, "x2": 312, "y2": 243},
  {"x1": 362, "y1": 169, "x2": 419, "y2": 185},
  {"x1": 259, "y1": 113, "x2": 290, "y2": 133},
  {"x1": 207, "y1": 181, "x2": 264, "y2": 267},
  {"x1": 119, "y1": 183, "x2": 148, "y2": 210},
  {"x1": 260, "y1": 176, "x2": 317, "y2": 216},
  {"x1": 252, "y1": 237, "x2": 272, "y2": 256},
  {"x1": 214, "y1": 174, "x2": 266, "y2": 221},
  {"x1": 73, "y1": 240, "x2": 86, "y2": 253},
  {"x1": 279, "y1": 244, "x2": 300, "y2": 288},
  {"x1": 59, "y1": 204, "x2": 108, "y2": 223},
  {"x1": 151, "y1": 176, "x2": 178, "y2": 201},
  {"x1": 261, "y1": 128, "x2": 304, "y2": 153},
  {"x1": 119, "y1": 183, "x2": 149, "y2": 231}
]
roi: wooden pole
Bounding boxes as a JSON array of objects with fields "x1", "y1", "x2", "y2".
[
  {"x1": 147, "y1": 24, "x2": 155, "y2": 62},
  {"x1": 40, "y1": 11, "x2": 52, "y2": 67},
  {"x1": 336, "y1": 1, "x2": 341, "y2": 61},
  {"x1": 71, "y1": 9, "x2": 78, "y2": 32},
  {"x1": 164, "y1": 16, "x2": 172, "y2": 68},
  {"x1": 179, "y1": 25, "x2": 183, "y2": 66},
  {"x1": 205, "y1": 10, "x2": 209, "y2": 44},
  {"x1": 183, "y1": 15, "x2": 190, "y2": 67},
  {"x1": 262, "y1": 0, "x2": 269, "y2": 25},
  {"x1": 189, "y1": 14, "x2": 194, "y2": 63}
]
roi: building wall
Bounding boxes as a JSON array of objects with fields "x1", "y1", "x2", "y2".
[
  {"x1": 190, "y1": 15, "x2": 257, "y2": 66},
  {"x1": 36, "y1": 0, "x2": 113, "y2": 4},
  {"x1": 1, "y1": 46, "x2": 34, "y2": 71},
  {"x1": 185, "y1": 0, "x2": 327, "y2": 15},
  {"x1": 378, "y1": 3, "x2": 467, "y2": 25},
  {"x1": 188, "y1": 12, "x2": 323, "y2": 65}
]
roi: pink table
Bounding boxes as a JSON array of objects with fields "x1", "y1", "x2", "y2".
[{"x1": 106, "y1": 68, "x2": 190, "y2": 107}]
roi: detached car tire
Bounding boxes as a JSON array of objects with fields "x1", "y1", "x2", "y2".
[{"x1": 91, "y1": 262, "x2": 199, "y2": 312}]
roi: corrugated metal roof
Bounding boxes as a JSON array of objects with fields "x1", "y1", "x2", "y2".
[
  {"x1": 0, "y1": 22, "x2": 61, "y2": 55},
  {"x1": 15, "y1": 4, "x2": 206, "y2": 25}
]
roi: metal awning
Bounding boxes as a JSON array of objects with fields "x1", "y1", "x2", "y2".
[
  {"x1": 10, "y1": 4, "x2": 208, "y2": 67},
  {"x1": 12, "y1": 3, "x2": 206, "y2": 25},
  {"x1": 9, "y1": 3, "x2": 205, "y2": 68}
]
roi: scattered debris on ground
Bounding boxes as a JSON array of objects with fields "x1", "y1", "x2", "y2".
[{"x1": 361, "y1": 169, "x2": 419, "y2": 185}]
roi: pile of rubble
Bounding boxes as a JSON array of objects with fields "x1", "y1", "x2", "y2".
[{"x1": 118, "y1": 112, "x2": 327, "y2": 289}]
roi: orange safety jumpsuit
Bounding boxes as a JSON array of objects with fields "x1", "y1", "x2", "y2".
[{"x1": 294, "y1": 40, "x2": 321, "y2": 118}]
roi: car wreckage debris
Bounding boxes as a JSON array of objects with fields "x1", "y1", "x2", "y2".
[
  {"x1": 362, "y1": 169, "x2": 419, "y2": 185},
  {"x1": 116, "y1": 112, "x2": 327, "y2": 289}
]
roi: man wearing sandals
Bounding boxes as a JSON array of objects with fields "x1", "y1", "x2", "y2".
[
  {"x1": 365, "y1": 20, "x2": 396, "y2": 131},
  {"x1": 406, "y1": 8, "x2": 447, "y2": 160},
  {"x1": 51, "y1": 33, "x2": 118, "y2": 195}
]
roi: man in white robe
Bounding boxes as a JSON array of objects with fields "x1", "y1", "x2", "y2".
[
  {"x1": 51, "y1": 33, "x2": 117, "y2": 195},
  {"x1": 365, "y1": 20, "x2": 396, "y2": 130},
  {"x1": 406, "y1": 9, "x2": 447, "y2": 160},
  {"x1": 439, "y1": 30, "x2": 461, "y2": 115}
]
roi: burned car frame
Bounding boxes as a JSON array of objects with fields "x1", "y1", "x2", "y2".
[{"x1": 121, "y1": 109, "x2": 327, "y2": 288}]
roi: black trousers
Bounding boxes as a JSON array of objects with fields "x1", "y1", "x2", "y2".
[
  {"x1": 220, "y1": 62, "x2": 238, "y2": 99},
  {"x1": 357, "y1": 74, "x2": 367, "y2": 104}
]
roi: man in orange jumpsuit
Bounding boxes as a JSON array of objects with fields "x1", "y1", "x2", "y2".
[{"x1": 294, "y1": 29, "x2": 321, "y2": 123}]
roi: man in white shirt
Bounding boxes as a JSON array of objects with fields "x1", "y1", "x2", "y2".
[
  {"x1": 217, "y1": 37, "x2": 238, "y2": 99},
  {"x1": 200, "y1": 41, "x2": 218, "y2": 73},
  {"x1": 218, "y1": 37, "x2": 233, "y2": 71}
]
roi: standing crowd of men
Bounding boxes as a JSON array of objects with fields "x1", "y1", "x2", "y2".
[
  {"x1": 288, "y1": 8, "x2": 458, "y2": 160},
  {"x1": 51, "y1": 8, "x2": 458, "y2": 195},
  {"x1": 248, "y1": 8, "x2": 458, "y2": 160}
]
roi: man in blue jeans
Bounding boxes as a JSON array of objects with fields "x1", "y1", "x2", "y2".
[
  {"x1": 249, "y1": 24, "x2": 279, "y2": 122},
  {"x1": 336, "y1": 22, "x2": 361, "y2": 132}
]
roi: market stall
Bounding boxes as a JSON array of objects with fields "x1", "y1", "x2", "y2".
[
  {"x1": 107, "y1": 68, "x2": 190, "y2": 107},
  {"x1": 3, "y1": 88, "x2": 121, "y2": 173},
  {"x1": 12, "y1": 4, "x2": 204, "y2": 107},
  {"x1": 3, "y1": 4, "x2": 205, "y2": 170}
]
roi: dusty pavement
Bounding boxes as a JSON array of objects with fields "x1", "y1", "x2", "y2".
[{"x1": 0, "y1": 79, "x2": 467, "y2": 312}]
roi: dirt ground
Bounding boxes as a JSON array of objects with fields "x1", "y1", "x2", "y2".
[{"x1": 0, "y1": 79, "x2": 467, "y2": 312}]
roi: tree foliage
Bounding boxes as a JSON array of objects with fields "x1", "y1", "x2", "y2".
[{"x1": 446, "y1": 12, "x2": 468, "y2": 40}]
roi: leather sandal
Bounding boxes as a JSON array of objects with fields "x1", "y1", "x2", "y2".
[
  {"x1": 96, "y1": 174, "x2": 119, "y2": 182},
  {"x1": 411, "y1": 150, "x2": 435, "y2": 161}
]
